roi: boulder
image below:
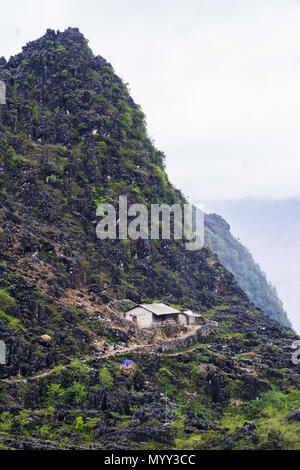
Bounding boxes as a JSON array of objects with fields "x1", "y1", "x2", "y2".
[{"x1": 287, "y1": 409, "x2": 300, "y2": 421}]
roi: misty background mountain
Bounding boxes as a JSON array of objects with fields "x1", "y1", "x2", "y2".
[{"x1": 204, "y1": 198, "x2": 300, "y2": 333}]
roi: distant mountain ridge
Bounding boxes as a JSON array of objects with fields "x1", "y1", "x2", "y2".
[{"x1": 205, "y1": 213, "x2": 291, "y2": 327}]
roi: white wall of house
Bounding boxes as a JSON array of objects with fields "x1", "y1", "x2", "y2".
[
  {"x1": 178, "y1": 314, "x2": 187, "y2": 325},
  {"x1": 125, "y1": 307, "x2": 180, "y2": 327},
  {"x1": 125, "y1": 307, "x2": 153, "y2": 327},
  {"x1": 186, "y1": 314, "x2": 195, "y2": 325},
  {"x1": 183, "y1": 310, "x2": 199, "y2": 325}
]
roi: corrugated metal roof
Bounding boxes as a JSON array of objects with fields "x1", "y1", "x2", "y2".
[{"x1": 139, "y1": 303, "x2": 180, "y2": 316}]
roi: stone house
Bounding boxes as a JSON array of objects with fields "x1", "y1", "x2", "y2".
[{"x1": 125, "y1": 303, "x2": 180, "y2": 328}]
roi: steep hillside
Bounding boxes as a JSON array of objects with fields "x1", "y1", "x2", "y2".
[
  {"x1": 205, "y1": 213, "x2": 291, "y2": 328},
  {"x1": 0, "y1": 28, "x2": 299, "y2": 450}
]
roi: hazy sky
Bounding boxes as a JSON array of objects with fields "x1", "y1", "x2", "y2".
[{"x1": 1, "y1": 0, "x2": 300, "y2": 205}]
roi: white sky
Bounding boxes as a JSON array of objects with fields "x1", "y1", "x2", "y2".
[{"x1": 1, "y1": 0, "x2": 300, "y2": 203}]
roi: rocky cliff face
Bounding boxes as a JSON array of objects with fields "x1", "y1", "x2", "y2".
[{"x1": 0, "y1": 28, "x2": 299, "y2": 450}]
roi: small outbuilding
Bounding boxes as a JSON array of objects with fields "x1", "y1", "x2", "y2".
[
  {"x1": 125, "y1": 303, "x2": 180, "y2": 327},
  {"x1": 182, "y1": 310, "x2": 203, "y2": 325}
]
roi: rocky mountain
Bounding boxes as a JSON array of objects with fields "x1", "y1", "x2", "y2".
[
  {"x1": 0, "y1": 28, "x2": 299, "y2": 450},
  {"x1": 205, "y1": 213, "x2": 291, "y2": 328}
]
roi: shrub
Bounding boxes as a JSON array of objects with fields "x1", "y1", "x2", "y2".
[
  {"x1": 78, "y1": 122, "x2": 88, "y2": 133},
  {"x1": 0, "y1": 289, "x2": 15, "y2": 312},
  {"x1": 46, "y1": 383, "x2": 65, "y2": 405},
  {"x1": 158, "y1": 367, "x2": 173, "y2": 378},
  {"x1": 0, "y1": 412, "x2": 13, "y2": 432},
  {"x1": 100, "y1": 367, "x2": 114, "y2": 389},
  {"x1": 65, "y1": 382, "x2": 87, "y2": 405},
  {"x1": 84, "y1": 417, "x2": 100, "y2": 431},
  {"x1": 47, "y1": 174, "x2": 57, "y2": 184},
  {"x1": 75, "y1": 416, "x2": 84, "y2": 432},
  {"x1": 97, "y1": 141, "x2": 108, "y2": 155},
  {"x1": 5, "y1": 147, "x2": 24, "y2": 168}
]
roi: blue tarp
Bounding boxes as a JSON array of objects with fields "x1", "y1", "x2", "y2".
[{"x1": 121, "y1": 359, "x2": 133, "y2": 367}]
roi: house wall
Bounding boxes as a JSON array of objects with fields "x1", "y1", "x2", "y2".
[
  {"x1": 152, "y1": 314, "x2": 162, "y2": 325},
  {"x1": 156, "y1": 314, "x2": 179, "y2": 323},
  {"x1": 186, "y1": 315, "x2": 195, "y2": 325},
  {"x1": 178, "y1": 314, "x2": 187, "y2": 325},
  {"x1": 125, "y1": 307, "x2": 153, "y2": 327},
  {"x1": 125, "y1": 308, "x2": 180, "y2": 327}
]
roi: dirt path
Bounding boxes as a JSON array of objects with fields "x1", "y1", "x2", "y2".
[{"x1": 0, "y1": 325, "x2": 202, "y2": 385}]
